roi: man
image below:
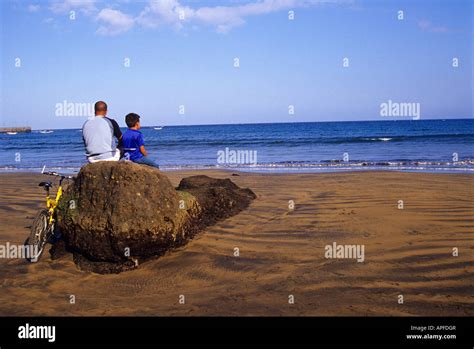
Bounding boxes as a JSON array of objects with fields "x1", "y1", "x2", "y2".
[{"x1": 82, "y1": 101, "x2": 123, "y2": 163}]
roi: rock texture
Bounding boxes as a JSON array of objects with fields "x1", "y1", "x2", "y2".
[{"x1": 56, "y1": 162, "x2": 255, "y2": 273}]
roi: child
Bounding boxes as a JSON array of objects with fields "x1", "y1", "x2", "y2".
[{"x1": 122, "y1": 113, "x2": 160, "y2": 168}]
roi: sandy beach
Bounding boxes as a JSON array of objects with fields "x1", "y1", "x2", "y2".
[{"x1": 0, "y1": 170, "x2": 472, "y2": 316}]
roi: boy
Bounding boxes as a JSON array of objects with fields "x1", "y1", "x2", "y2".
[{"x1": 122, "y1": 113, "x2": 160, "y2": 168}]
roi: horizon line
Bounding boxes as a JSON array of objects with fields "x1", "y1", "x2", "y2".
[{"x1": 3, "y1": 117, "x2": 472, "y2": 131}]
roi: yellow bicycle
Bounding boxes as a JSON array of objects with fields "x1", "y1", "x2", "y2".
[{"x1": 25, "y1": 168, "x2": 74, "y2": 263}]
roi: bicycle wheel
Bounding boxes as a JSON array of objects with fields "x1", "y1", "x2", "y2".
[{"x1": 25, "y1": 209, "x2": 52, "y2": 263}]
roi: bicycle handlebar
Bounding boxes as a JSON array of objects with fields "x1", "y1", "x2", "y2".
[
  {"x1": 41, "y1": 166, "x2": 74, "y2": 179},
  {"x1": 44, "y1": 171, "x2": 74, "y2": 179}
]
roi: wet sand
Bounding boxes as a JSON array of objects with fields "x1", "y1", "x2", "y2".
[{"x1": 0, "y1": 170, "x2": 472, "y2": 316}]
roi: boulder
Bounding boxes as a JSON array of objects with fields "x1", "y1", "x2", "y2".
[
  {"x1": 56, "y1": 162, "x2": 255, "y2": 273},
  {"x1": 177, "y1": 175, "x2": 257, "y2": 227}
]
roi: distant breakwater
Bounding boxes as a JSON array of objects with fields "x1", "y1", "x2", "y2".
[{"x1": 0, "y1": 127, "x2": 31, "y2": 133}]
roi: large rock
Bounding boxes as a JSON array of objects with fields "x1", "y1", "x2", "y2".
[
  {"x1": 177, "y1": 175, "x2": 257, "y2": 227},
  {"x1": 57, "y1": 162, "x2": 256, "y2": 273}
]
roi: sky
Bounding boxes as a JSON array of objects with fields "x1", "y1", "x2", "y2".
[{"x1": 0, "y1": 0, "x2": 472, "y2": 129}]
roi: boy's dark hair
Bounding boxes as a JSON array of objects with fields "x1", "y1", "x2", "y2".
[{"x1": 125, "y1": 113, "x2": 140, "y2": 128}]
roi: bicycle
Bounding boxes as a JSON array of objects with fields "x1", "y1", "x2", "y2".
[{"x1": 25, "y1": 167, "x2": 74, "y2": 263}]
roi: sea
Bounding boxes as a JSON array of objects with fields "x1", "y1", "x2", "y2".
[{"x1": 1, "y1": 119, "x2": 473, "y2": 174}]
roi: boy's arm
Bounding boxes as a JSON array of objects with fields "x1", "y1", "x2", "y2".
[{"x1": 140, "y1": 145, "x2": 148, "y2": 157}]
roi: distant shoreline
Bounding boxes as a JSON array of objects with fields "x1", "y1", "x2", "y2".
[{"x1": 0, "y1": 127, "x2": 31, "y2": 134}]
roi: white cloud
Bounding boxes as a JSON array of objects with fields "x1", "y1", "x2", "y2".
[
  {"x1": 137, "y1": 0, "x2": 340, "y2": 33},
  {"x1": 27, "y1": 4, "x2": 41, "y2": 12},
  {"x1": 96, "y1": 8, "x2": 134, "y2": 36},
  {"x1": 49, "y1": 0, "x2": 97, "y2": 15},
  {"x1": 418, "y1": 20, "x2": 449, "y2": 33},
  {"x1": 137, "y1": 0, "x2": 192, "y2": 30},
  {"x1": 42, "y1": 0, "x2": 346, "y2": 35}
]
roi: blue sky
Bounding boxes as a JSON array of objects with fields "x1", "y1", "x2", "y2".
[{"x1": 0, "y1": 0, "x2": 472, "y2": 129}]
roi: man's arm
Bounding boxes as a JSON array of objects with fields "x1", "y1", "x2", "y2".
[{"x1": 106, "y1": 117, "x2": 123, "y2": 148}]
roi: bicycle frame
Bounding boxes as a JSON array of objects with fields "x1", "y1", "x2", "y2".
[
  {"x1": 45, "y1": 184, "x2": 63, "y2": 225},
  {"x1": 41, "y1": 167, "x2": 73, "y2": 225}
]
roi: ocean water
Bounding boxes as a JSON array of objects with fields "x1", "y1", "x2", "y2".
[{"x1": 1, "y1": 119, "x2": 473, "y2": 174}]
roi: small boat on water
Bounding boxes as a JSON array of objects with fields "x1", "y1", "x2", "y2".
[
  {"x1": 154, "y1": 126, "x2": 164, "y2": 130},
  {"x1": 6, "y1": 132, "x2": 17, "y2": 135},
  {"x1": 39, "y1": 130, "x2": 54, "y2": 134}
]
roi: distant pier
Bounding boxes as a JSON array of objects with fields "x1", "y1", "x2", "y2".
[{"x1": 0, "y1": 127, "x2": 31, "y2": 134}]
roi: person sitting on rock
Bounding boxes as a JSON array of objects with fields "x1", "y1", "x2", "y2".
[
  {"x1": 122, "y1": 113, "x2": 160, "y2": 169},
  {"x1": 82, "y1": 101, "x2": 123, "y2": 163}
]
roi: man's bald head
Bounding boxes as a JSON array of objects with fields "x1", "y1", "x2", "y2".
[{"x1": 94, "y1": 101, "x2": 107, "y2": 116}]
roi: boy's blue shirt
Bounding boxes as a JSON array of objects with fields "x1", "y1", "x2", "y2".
[{"x1": 122, "y1": 129, "x2": 144, "y2": 161}]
